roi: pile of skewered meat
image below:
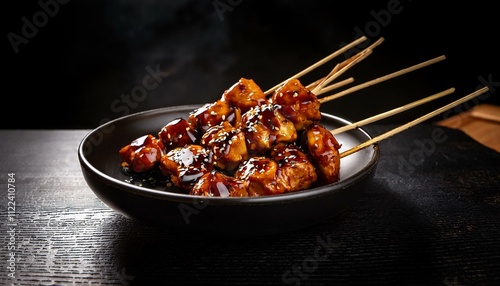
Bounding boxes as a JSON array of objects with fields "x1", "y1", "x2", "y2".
[{"x1": 118, "y1": 78, "x2": 341, "y2": 197}]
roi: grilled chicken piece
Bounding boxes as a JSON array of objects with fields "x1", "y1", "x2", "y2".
[
  {"x1": 270, "y1": 78, "x2": 321, "y2": 131},
  {"x1": 241, "y1": 103, "x2": 297, "y2": 155},
  {"x1": 158, "y1": 118, "x2": 200, "y2": 151},
  {"x1": 200, "y1": 121, "x2": 249, "y2": 173},
  {"x1": 159, "y1": 144, "x2": 213, "y2": 190},
  {"x1": 302, "y1": 122, "x2": 341, "y2": 184},
  {"x1": 119, "y1": 134, "x2": 164, "y2": 173},
  {"x1": 234, "y1": 156, "x2": 284, "y2": 196},
  {"x1": 221, "y1": 78, "x2": 268, "y2": 113},
  {"x1": 188, "y1": 99, "x2": 242, "y2": 133},
  {"x1": 190, "y1": 170, "x2": 249, "y2": 197},
  {"x1": 271, "y1": 143, "x2": 318, "y2": 192}
]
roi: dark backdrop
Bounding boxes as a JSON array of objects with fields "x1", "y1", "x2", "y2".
[{"x1": 3, "y1": 0, "x2": 499, "y2": 129}]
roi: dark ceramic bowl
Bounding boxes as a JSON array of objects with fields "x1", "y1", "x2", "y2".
[{"x1": 78, "y1": 105, "x2": 379, "y2": 236}]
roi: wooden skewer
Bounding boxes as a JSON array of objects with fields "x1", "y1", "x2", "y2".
[
  {"x1": 264, "y1": 36, "x2": 368, "y2": 95},
  {"x1": 312, "y1": 37, "x2": 385, "y2": 95},
  {"x1": 312, "y1": 48, "x2": 373, "y2": 94},
  {"x1": 339, "y1": 86, "x2": 490, "y2": 158},
  {"x1": 319, "y1": 55, "x2": 447, "y2": 104},
  {"x1": 308, "y1": 77, "x2": 355, "y2": 93},
  {"x1": 331, "y1": 87, "x2": 456, "y2": 135},
  {"x1": 318, "y1": 77, "x2": 355, "y2": 93},
  {"x1": 314, "y1": 49, "x2": 373, "y2": 95}
]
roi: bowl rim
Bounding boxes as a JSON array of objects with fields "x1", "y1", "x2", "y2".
[{"x1": 78, "y1": 105, "x2": 380, "y2": 206}]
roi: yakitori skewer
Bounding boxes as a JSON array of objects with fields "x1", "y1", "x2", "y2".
[
  {"x1": 311, "y1": 37, "x2": 385, "y2": 95},
  {"x1": 118, "y1": 35, "x2": 478, "y2": 197},
  {"x1": 331, "y1": 87, "x2": 456, "y2": 135},
  {"x1": 318, "y1": 55, "x2": 447, "y2": 104},
  {"x1": 339, "y1": 86, "x2": 490, "y2": 158},
  {"x1": 264, "y1": 36, "x2": 369, "y2": 95},
  {"x1": 310, "y1": 77, "x2": 355, "y2": 94}
]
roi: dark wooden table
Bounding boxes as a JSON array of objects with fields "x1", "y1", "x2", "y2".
[{"x1": 1, "y1": 126, "x2": 499, "y2": 286}]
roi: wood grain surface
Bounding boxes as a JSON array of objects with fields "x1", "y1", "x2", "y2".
[{"x1": 1, "y1": 128, "x2": 499, "y2": 285}]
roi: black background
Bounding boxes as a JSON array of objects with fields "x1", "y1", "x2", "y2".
[{"x1": 3, "y1": 0, "x2": 499, "y2": 129}]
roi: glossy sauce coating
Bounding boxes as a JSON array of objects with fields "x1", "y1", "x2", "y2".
[
  {"x1": 200, "y1": 121, "x2": 249, "y2": 173},
  {"x1": 271, "y1": 143, "x2": 318, "y2": 192},
  {"x1": 188, "y1": 100, "x2": 242, "y2": 133},
  {"x1": 234, "y1": 156, "x2": 283, "y2": 196},
  {"x1": 221, "y1": 78, "x2": 268, "y2": 113},
  {"x1": 158, "y1": 118, "x2": 199, "y2": 151},
  {"x1": 271, "y1": 78, "x2": 321, "y2": 131},
  {"x1": 303, "y1": 122, "x2": 341, "y2": 184},
  {"x1": 119, "y1": 134, "x2": 164, "y2": 173},
  {"x1": 119, "y1": 77, "x2": 344, "y2": 196},
  {"x1": 242, "y1": 104, "x2": 297, "y2": 155},
  {"x1": 159, "y1": 144, "x2": 213, "y2": 190},
  {"x1": 190, "y1": 170, "x2": 249, "y2": 197}
]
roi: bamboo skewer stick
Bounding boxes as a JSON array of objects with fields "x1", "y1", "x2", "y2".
[
  {"x1": 319, "y1": 55, "x2": 447, "y2": 104},
  {"x1": 331, "y1": 87, "x2": 456, "y2": 135},
  {"x1": 311, "y1": 48, "x2": 373, "y2": 94},
  {"x1": 317, "y1": 77, "x2": 355, "y2": 93},
  {"x1": 307, "y1": 76, "x2": 354, "y2": 91},
  {"x1": 264, "y1": 36, "x2": 368, "y2": 95},
  {"x1": 312, "y1": 37, "x2": 385, "y2": 95},
  {"x1": 339, "y1": 86, "x2": 490, "y2": 158}
]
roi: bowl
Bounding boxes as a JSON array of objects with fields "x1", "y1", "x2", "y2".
[{"x1": 78, "y1": 105, "x2": 379, "y2": 236}]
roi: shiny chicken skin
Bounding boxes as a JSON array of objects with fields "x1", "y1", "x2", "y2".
[
  {"x1": 158, "y1": 118, "x2": 199, "y2": 152},
  {"x1": 234, "y1": 156, "x2": 283, "y2": 196},
  {"x1": 119, "y1": 134, "x2": 164, "y2": 173},
  {"x1": 159, "y1": 144, "x2": 213, "y2": 190},
  {"x1": 190, "y1": 170, "x2": 249, "y2": 197},
  {"x1": 221, "y1": 78, "x2": 268, "y2": 113},
  {"x1": 188, "y1": 99, "x2": 242, "y2": 133},
  {"x1": 271, "y1": 143, "x2": 318, "y2": 192},
  {"x1": 200, "y1": 121, "x2": 249, "y2": 173},
  {"x1": 271, "y1": 78, "x2": 321, "y2": 131},
  {"x1": 303, "y1": 122, "x2": 341, "y2": 184},
  {"x1": 241, "y1": 103, "x2": 297, "y2": 155}
]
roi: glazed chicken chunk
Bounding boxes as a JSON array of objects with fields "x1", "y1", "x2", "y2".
[
  {"x1": 221, "y1": 78, "x2": 268, "y2": 113},
  {"x1": 234, "y1": 156, "x2": 283, "y2": 196},
  {"x1": 241, "y1": 103, "x2": 297, "y2": 155},
  {"x1": 271, "y1": 78, "x2": 321, "y2": 131},
  {"x1": 119, "y1": 134, "x2": 164, "y2": 173},
  {"x1": 200, "y1": 121, "x2": 249, "y2": 173},
  {"x1": 159, "y1": 144, "x2": 213, "y2": 190},
  {"x1": 190, "y1": 170, "x2": 249, "y2": 197},
  {"x1": 188, "y1": 99, "x2": 242, "y2": 133},
  {"x1": 158, "y1": 118, "x2": 199, "y2": 151},
  {"x1": 271, "y1": 143, "x2": 318, "y2": 192},
  {"x1": 302, "y1": 122, "x2": 341, "y2": 184}
]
